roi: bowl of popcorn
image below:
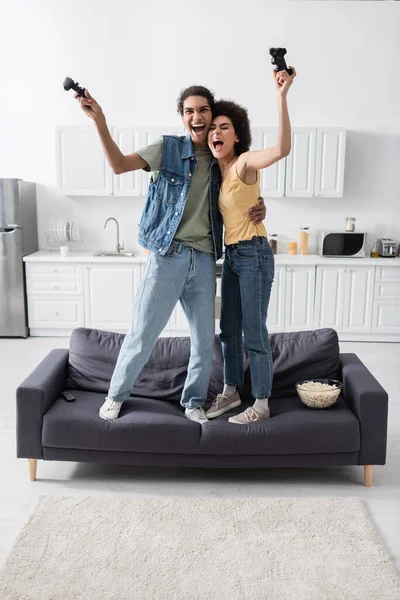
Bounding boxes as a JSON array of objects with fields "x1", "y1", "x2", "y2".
[{"x1": 295, "y1": 378, "x2": 343, "y2": 408}]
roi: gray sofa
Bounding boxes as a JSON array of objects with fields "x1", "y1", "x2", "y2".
[{"x1": 17, "y1": 327, "x2": 388, "y2": 486}]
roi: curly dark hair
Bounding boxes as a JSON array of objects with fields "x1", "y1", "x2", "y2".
[
  {"x1": 212, "y1": 100, "x2": 252, "y2": 156},
  {"x1": 176, "y1": 85, "x2": 215, "y2": 116}
]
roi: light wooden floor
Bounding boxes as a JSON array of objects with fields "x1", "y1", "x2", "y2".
[{"x1": 1, "y1": 337, "x2": 399, "y2": 570}]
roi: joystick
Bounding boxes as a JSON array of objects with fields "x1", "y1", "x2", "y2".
[
  {"x1": 63, "y1": 77, "x2": 86, "y2": 97},
  {"x1": 269, "y1": 48, "x2": 293, "y2": 76}
]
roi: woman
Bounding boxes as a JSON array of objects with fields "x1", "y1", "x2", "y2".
[{"x1": 206, "y1": 66, "x2": 296, "y2": 424}]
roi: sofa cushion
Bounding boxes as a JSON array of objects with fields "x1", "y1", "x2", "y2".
[
  {"x1": 66, "y1": 329, "x2": 192, "y2": 401},
  {"x1": 65, "y1": 327, "x2": 340, "y2": 402},
  {"x1": 269, "y1": 328, "x2": 341, "y2": 398},
  {"x1": 42, "y1": 390, "x2": 360, "y2": 455}
]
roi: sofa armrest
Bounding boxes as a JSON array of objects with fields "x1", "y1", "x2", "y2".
[
  {"x1": 340, "y1": 353, "x2": 388, "y2": 465},
  {"x1": 16, "y1": 349, "x2": 69, "y2": 459}
]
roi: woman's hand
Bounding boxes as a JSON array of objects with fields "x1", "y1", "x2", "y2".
[
  {"x1": 74, "y1": 88, "x2": 105, "y2": 123},
  {"x1": 273, "y1": 66, "x2": 296, "y2": 98}
]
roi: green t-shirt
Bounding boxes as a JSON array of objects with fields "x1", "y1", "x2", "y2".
[{"x1": 137, "y1": 138, "x2": 214, "y2": 255}]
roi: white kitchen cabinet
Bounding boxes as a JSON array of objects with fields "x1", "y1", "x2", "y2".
[
  {"x1": 371, "y1": 266, "x2": 400, "y2": 335},
  {"x1": 112, "y1": 127, "x2": 143, "y2": 197},
  {"x1": 25, "y1": 262, "x2": 85, "y2": 336},
  {"x1": 284, "y1": 265, "x2": 316, "y2": 331},
  {"x1": 28, "y1": 297, "x2": 84, "y2": 331},
  {"x1": 140, "y1": 127, "x2": 184, "y2": 196},
  {"x1": 285, "y1": 128, "x2": 317, "y2": 198},
  {"x1": 314, "y1": 128, "x2": 346, "y2": 197},
  {"x1": 56, "y1": 125, "x2": 346, "y2": 198},
  {"x1": 25, "y1": 255, "x2": 400, "y2": 341},
  {"x1": 342, "y1": 266, "x2": 374, "y2": 333},
  {"x1": 253, "y1": 128, "x2": 286, "y2": 198},
  {"x1": 83, "y1": 264, "x2": 142, "y2": 332},
  {"x1": 258, "y1": 127, "x2": 346, "y2": 198},
  {"x1": 314, "y1": 264, "x2": 374, "y2": 334},
  {"x1": 314, "y1": 265, "x2": 345, "y2": 331},
  {"x1": 267, "y1": 265, "x2": 315, "y2": 333},
  {"x1": 56, "y1": 126, "x2": 113, "y2": 196},
  {"x1": 267, "y1": 266, "x2": 286, "y2": 332}
]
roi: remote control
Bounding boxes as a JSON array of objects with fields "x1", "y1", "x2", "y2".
[
  {"x1": 269, "y1": 48, "x2": 293, "y2": 76},
  {"x1": 62, "y1": 391, "x2": 76, "y2": 402}
]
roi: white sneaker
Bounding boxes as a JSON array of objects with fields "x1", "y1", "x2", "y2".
[
  {"x1": 185, "y1": 407, "x2": 209, "y2": 424},
  {"x1": 228, "y1": 406, "x2": 270, "y2": 425},
  {"x1": 206, "y1": 391, "x2": 241, "y2": 419},
  {"x1": 99, "y1": 397, "x2": 122, "y2": 420}
]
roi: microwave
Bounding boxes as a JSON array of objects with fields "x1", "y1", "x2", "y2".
[{"x1": 318, "y1": 232, "x2": 366, "y2": 258}]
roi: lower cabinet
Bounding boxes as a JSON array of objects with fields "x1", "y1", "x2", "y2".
[
  {"x1": 314, "y1": 265, "x2": 374, "y2": 335},
  {"x1": 267, "y1": 265, "x2": 316, "y2": 333},
  {"x1": 28, "y1": 296, "x2": 84, "y2": 334},
  {"x1": 25, "y1": 259, "x2": 400, "y2": 340},
  {"x1": 83, "y1": 264, "x2": 142, "y2": 332},
  {"x1": 26, "y1": 262, "x2": 85, "y2": 337},
  {"x1": 371, "y1": 266, "x2": 400, "y2": 335}
]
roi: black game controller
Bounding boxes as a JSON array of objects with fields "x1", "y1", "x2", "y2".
[
  {"x1": 63, "y1": 76, "x2": 86, "y2": 97},
  {"x1": 269, "y1": 48, "x2": 293, "y2": 76}
]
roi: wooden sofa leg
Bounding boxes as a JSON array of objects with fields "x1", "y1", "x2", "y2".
[
  {"x1": 28, "y1": 459, "x2": 37, "y2": 482},
  {"x1": 364, "y1": 465, "x2": 374, "y2": 487}
]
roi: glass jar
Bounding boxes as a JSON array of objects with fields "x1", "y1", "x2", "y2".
[
  {"x1": 345, "y1": 217, "x2": 356, "y2": 232},
  {"x1": 288, "y1": 241, "x2": 297, "y2": 255},
  {"x1": 370, "y1": 241, "x2": 379, "y2": 258},
  {"x1": 268, "y1": 233, "x2": 278, "y2": 254},
  {"x1": 300, "y1": 226, "x2": 309, "y2": 255}
]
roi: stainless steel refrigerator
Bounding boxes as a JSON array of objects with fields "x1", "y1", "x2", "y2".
[{"x1": 0, "y1": 179, "x2": 38, "y2": 337}]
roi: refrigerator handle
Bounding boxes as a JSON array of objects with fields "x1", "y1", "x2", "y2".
[{"x1": 0, "y1": 224, "x2": 23, "y2": 232}]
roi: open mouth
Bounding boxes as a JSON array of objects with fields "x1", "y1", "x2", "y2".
[
  {"x1": 212, "y1": 140, "x2": 224, "y2": 151},
  {"x1": 192, "y1": 124, "x2": 206, "y2": 135}
]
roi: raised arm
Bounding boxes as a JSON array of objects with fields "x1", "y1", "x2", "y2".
[
  {"x1": 75, "y1": 89, "x2": 148, "y2": 175},
  {"x1": 237, "y1": 67, "x2": 296, "y2": 177}
]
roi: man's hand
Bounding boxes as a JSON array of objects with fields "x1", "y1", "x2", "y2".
[
  {"x1": 74, "y1": 88, "x2": 105, "y2": 123},
  {"x1": 247, "y1": 196, "x2": 266, "y2": 224}
]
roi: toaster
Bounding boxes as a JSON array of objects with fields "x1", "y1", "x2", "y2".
[{"x1": 376, "y1": 238, "x2": 397, "y2": 257}]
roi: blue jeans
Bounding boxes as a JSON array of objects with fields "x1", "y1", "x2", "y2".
[
  {"x1": 108, "y1": 242, "x2": 216, "y2": 408},
  {"x1": 220, "y1": 236, "x2": 275, "y2": 399}
]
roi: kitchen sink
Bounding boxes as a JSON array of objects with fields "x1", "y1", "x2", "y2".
[{"x1": 91, "y1": 251, "x2": 136, "y2": 258}]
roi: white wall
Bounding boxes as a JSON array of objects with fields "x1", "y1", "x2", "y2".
[{"x1": 0, "y1": 0, "x2": 399, "y2": 253}]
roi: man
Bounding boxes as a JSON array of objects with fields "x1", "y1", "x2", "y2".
[{"x1": 75, "y1": 85, "x2": 266, "y2": 423}]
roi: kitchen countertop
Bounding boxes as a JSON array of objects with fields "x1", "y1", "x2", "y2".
[{"x1": 23, "y1": 250, "x2": 400, "y2": 266}]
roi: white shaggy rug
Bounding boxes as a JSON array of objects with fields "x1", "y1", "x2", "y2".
[{"x1": 0, "y1": 496, "x2": 399, "y2": 600}]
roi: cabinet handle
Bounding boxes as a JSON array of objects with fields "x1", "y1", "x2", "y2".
[
  {"x1": 55, "y1": 311, "x2": 60, "y2": 316},
  {"x1": 53, "y1": 269, "x2": 58, "y2": 273},
  {"x1": 54, "y1": 286, "x2": 59, "y2": 290}
]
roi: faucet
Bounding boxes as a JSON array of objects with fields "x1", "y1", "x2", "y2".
[{"x1": 104, "y1": 217, "x2": 124, "y2": 253}]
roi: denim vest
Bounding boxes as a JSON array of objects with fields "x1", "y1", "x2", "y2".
[{"x1": 138, "y1": 135, "x2": 223, "y2": 260}]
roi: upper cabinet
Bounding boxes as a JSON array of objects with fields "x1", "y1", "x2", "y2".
[
  {"x1": 111, "y1": 127, "x2": 142, "y2": 197},
  {"x1": 253, "y1": 126, "x2": 346, "y2": 198},
  {"x1": 56, "y1": 125, "x2": 346, "y2": 198},
  {"x1": 253, "y1": 128, "x2": 286, "y2": 198},
  {"x1": 56, "y1": 125, "x2": 184, "y2": 197},
  {"x1": 314, "y1": 128, "x2": 346, "y2": 197},
  {"x1": 55, "y1": 126, "x2": 113, "y2": 196},
  {"x1": 285, "y1": 128, "x2": 317, "y2": 197}
]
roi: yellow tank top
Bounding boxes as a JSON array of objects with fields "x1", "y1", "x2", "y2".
[{"x1": 219, "y1": 164, "x2": 267, "y2": 245}]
